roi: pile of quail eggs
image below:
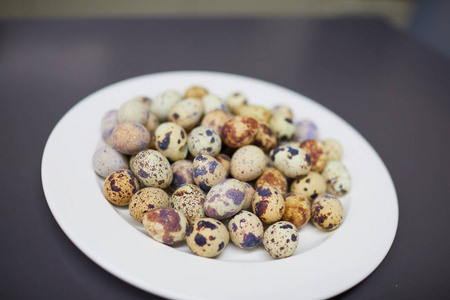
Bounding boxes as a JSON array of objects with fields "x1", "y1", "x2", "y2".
[{"x1": 92, "y1": 86, "x2": 351, "y2": 259}]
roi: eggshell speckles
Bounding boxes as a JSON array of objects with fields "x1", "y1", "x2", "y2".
[
  {"x1": 103, "y1": 169, "x2": 140, "y2": 206},
  {"x1": 193, "y1": 155, "x2": 227, "y2": 192},
  {"x1": 143, "y1": 207, "x2": 188, "y2": 245},
  {"x1": 186, "y1": 218, "x2": 229, "y2": 258},
  {"x1": 228, "y1": 211, "x2": 264, "y2": 249},
  {"x1": 170, "y1": 160, "x2": 194, "y2": 190},
  {"x1": 118, "y1": 100, "x2": 149, "y2": 125},
  {"x1": 129, "y1": 187, "x2": 169, "y2": 222},
  {"x1": 204, "y1": 179, "x2": 246, "y2": 219},
  {"x1": 252, "y1": 184, "x2": 285, "y2": 224},
  {"x1": 92, "y1": 145, "x2": 128, "y2": 178},
  {"x1": 188, "y1": 126, "x2": 222, "y2": 157},
  {"x1": 101, "y1": 110, "x2": 119, "y2": 146},
  {"x1": 171, "y1": 184, "x2": 206, "y2": 224},
  {"x1": 168, "y1": 98, "x2": 204, "y2": 131},
  {"x1": 321, "y1": 160, "x2": 351, "y2": 196},
  {"x1": 255, "y1": 167, "x2": 288, "y2": 196},
  {"x1": 185, "y1": 86, "x2": 208, "y2": 99},
  {"x1": 226, "y1": 92, "x2": 247, "y2": 114},
  {"x1": 290, "y1": 171, "x2": 326, "y2": 201},
  {"x1": 269, "y1": 115, "x2": 296, "y2": 143},
  {"x1": 322, "y1": 139, "x2": 343, "y2": 161},
  {"x1": 270, "y1": 145, "x2": 311, "y2": 178},
  {"x1": 230, "y1": 145, "x2": 267, "y2": 182},
  {"x1": 300, "y1": 139, "x2": 327, "y2": 172},
  {"x1": 295, "y1": 120, "x2": 317, "y2": 143},
  {"x1": 215, "y1": 153, "x2": 231, "y2": 175},
  {"x1": 221, "y1": 116, "x2": 259, "y2": 148},
  {"x1": 149, "y1": 90, "x2": 182, "y2": 121},
  {"x1": 201, "y1": 110, "x2": 230, "y2": 137},
  {"x1": 282, "y1": 193, "x2": 311, "y2": 229},
  {"x1": 254, "y1": 122, "x2": 277, "y2": 153},
  {"x1": 311, "y1": 194, "x2": 344, "y2": 231},
  {"x1": 235, "y1": 104, "x2": 272, "y2": 123},
  {"x1": 241, "y1": 182, "x2": 255, "y2": 210},
  {"x1": 132, "y1": 150, "x2": 173, "y2": 188},
  {"x1": 263, "y1": 221, "x2": 299, "y2": 259},
  {"x1": 112, "y1": 121, "x2": 151, "y2": 155},
  {"x1": 155, "y1": 122, "x2": 188, "y2": 161}
]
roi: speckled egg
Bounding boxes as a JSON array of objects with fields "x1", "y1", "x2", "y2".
[
  {"x1": 204, "y1": 179, "x2": 246, "y2": 219},
  {"x1": 92, "y1": 145, "x2": 128, "y2": 178},
  {"x1": 112, "y1": 121, "x2": 150, "y2": 155},
  {"x1": 263, "y1": 221, "x2": 299, "y2": 259},
  {"x1": 226, "y1": 92, "x2": 247, "y2": 114},
  {"x1": 101, "y1": 110, "x2": 119, "y2": 146},
  {"x1": 228, "y1": 211, "x2": 264, "y2": 249},
  {"x1": 290, "y1": 171, "x2": 326, "y2": 201},
  {"x1": 143, "y1": 207, "x2": 188, "y2": 245},
  {"x1": 321, "y1": 160, "x2": 351, "y2": 196},
  {"x1": 170, "y1": 160, "x2": 194, "y2": 190},
  {"x1": 129, "y1": 187, "x2": 169, "y2": 222},
  {"x1": 230, "y1": 145, "x2": 268, "y2": 182},
  {"x1": 269, "y1": 145, "x2": 311, "y2": 178},
  {"x1": 252, "y1": 184, "x2": 285, "y2": 224},
  {"x1": 271, "y1": 105, "x2": 294, "y2": 119},
  {"x1": 322, "y1": 139, "x2": 343, "y2": 161},
  {"x1": 311, "y1": 193, "x2": 344, "y2": 231},
  {"x1": 168, "y1": 98, "x2": 204, "y2": 131},
  {"x1": 235, "y1": 104, "x2": 272, "y2": 123},
  {"x1": 221, "y1": 116, "x2": 259, "y2": 148},
  {"x1": 149, "y1": 90, "x2": 182, "y2": 122},
  {"x1": 241, "y1": 182, "x2": 255, "y2": 210},
  {"x1": 282, "y1": 193, "x2": 311, "y2": 229},
  {"x1": 254, "y1": 121, "x2": 277, "y2": 153},
  {"x1": 171, "y1": 184, "x2": 206, "y2": 224},
  {"x1": 103, "y1": 169, "x2": 140, "y2": 206},
  {"x1": 200, "y1": 110, "x2": 230, "y2": 137},
  {"x1": 117, "y1": 100, "x2": 149, "y2": 125},
  {"x1": 193, "y1": 154, "x2": 227, "y2": 192},
  {"x1": 132, "y1": 96, "x2": 151, "y2": 110},
  {"x1": 295, "y1": 120, "x2": 318, "y2": 142},
  {"x1": 255, "y1": 167, "x2": 288, "y2": 196},
  {"x1": 269, "y1": 115, "x2": 296, "y2": 143},
  {"x1": 186, "y1": 218, "x2": 229, "y2": 258},
  {"x1": 188, "y1": 126, "x2": 222, "y2": 157},
  {"x1": 300, "y1": 139, "x2": 327, "y2": 172},
  {"x1": 202, "y1": 94, "x2": 227, "y2": 114},
  {"x1": 155, "y1": 122, "x2": 188, "y2": 161},
  {"x1": 145, "y1": 113, "x2": 160, "y2": 149},
  {"x1": 215, "y1": 153, "x2": 231, "y2": 175},
  {"x1": 185, "y1": 86, "x2": 208, "y2": 99},
  {"x1": 131, "y1": 149, "x2": 173, "y2": 188}
]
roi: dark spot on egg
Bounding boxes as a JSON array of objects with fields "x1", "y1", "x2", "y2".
[
  {"x1": 279, "y1": 223, "x2": 293, "y2": 229},
  {"x1": 198, "y1": 181, "x2": 210, "y2": 192},
  {"x1": 180, "y1": 131, "x2": 185, "y2": 139},
  {"x1": 210, "y1": 137, "x2": 215, "y2": 143},
  {"x1": 218, "y1": 241, "x2": 225, "y2": 251},
  {"x1": 138, "y1": 169, "x2": 149, "y2": 178},
  {"x1": 206, "y1": 130, "x2": 213, "y2": 136},
  {"x1": 110, "y1": 179, "x2": 121, "y2": 192},
  {"x1": 157, "y1": 132, "x2": 172, "y2": 150},
  {"x1": 306, "y1": 178, "x2": 310, "y2": 183},
  {"x1": 286, "y1": 118, "x2": 293, "y2": 124},
  {"x1": 206, "y1": 147, "x2": 213, "y2": 152},
  {"x1": 209, "y1": 161, "x2": 218, "y2": 173},
  {"x1": 254, "y1": 200, "x2": 268, "y2": 218},
  {"x1": 291, "y1": 234, "x2": 297, "y2": 242},
  {"x1": 305, "y1": 154, "x2": 311, "y2": 166},
  {"x1": 225, "y1": 188, "x2": 245, "y2": 206},
  {"x1": 197, "y1": 220, "x2": 217, "y2": 230},
  {"x1": 257, "y1": 186, "x2": 272, "y2": 198},
  {"x1": 194, "y1": 167, "x2": 208, "y2": 177},
  {"x1": 240, "y1": 233, "x2": 261, "y2": 248},
  {"x1": 231, "y1": 223, "x2": 238, "y2": 232},
  {"x1": 311, "y1": 192, "x2": 318, "y2": 200},
  {"x1": 194, "y1": 233, "x2": 207, "y2": 246}
]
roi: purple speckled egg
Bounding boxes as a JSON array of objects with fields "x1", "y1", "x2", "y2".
[
  {"x1": 193, "y1": 154, "x2": 227, "y2": 192},
  {"x1": 112, "y1": 121, "x2": 150, "y2": 155},
  {"x1": 228, "y1": 211, "x2": 264, "y2": 249},
  {"x1": 92, "y1": 145, "x2": 128, "y2": 178},
  {"x1": 170, "y1": 160, "x2": 194, "y2": 190},
  {"x1": 101, "y1": 110, "x2": 119, "y2": 146},
  {"x1": 204, "y1": 178, "x2": 246, "y2": 219},
  {"x1": 294, "y1": 120, "x2": 318, "y2": 143}
]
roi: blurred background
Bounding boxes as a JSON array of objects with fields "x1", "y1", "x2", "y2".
[{"x1": 0, "y1": 0, "x2": 448, "y2": 58}]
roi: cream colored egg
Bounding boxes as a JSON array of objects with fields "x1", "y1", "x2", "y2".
[
  {"x1": 263, "y1": 221, "x2": 299, "y2": 259},
  {"x1": 186, "y1": 218, "x2": 229, "y2": 258},
  {"x1": 193, "y1": 154, "x2": 227, "y2": 192},
  {"x1": 290, "y1": 171, "x2": 326, "y2": 201},
  {"x1": 321, "y1": 160, "x2": 351, "y2": 196},
  {"x1": 129, "y1": 187, "x2": 169, "y2": 222},
  {"x1": 311, "y1": 194, "x2": 344, "y2": 231},
  {"x1": 143, "y1": 207, "x2": 188, "y2": 244},
  {"x1": 155, "y1": 122, "x2": 188, "y2": 161},
  {"x1": 118, "y1": 100, "x2": 149, "y2": 125},
  {"x1": 168, "y1": 98, "x2": 204, "y2": 131},
  {"x1": 171, "y1": 184, "x2": 206, "y2": 224},
  {"x1": 252, "y1": 184, "x2": 285, "y2": 224},
  {"x1": 132, "y1": 150, "x2": 173, "y2": 188},
  {"x1": 322, "y1": 139, "x2": 343, "y2": 161},
  {"x1": 228, "y1": 211, "x2": 264, "y2": 249},
  {"x1": 149, "y1": 90, "x2": 182, "y2": 122},
  {"x1": 269, "y1": 145, "x2": 311, "y2": 178},
  {"x1": 230, "y1": 145, "x2": 267, "y2": 182}
]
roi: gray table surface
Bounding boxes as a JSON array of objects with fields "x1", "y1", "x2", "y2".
[{"x1": 1, "y1": 18, "x2": 449, "y2": 300}]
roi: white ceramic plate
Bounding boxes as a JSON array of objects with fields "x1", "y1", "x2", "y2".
[{"x1": 42, "y1": 71, "x2": 398, "y2": 300}]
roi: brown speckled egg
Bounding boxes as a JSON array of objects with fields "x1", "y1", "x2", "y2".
[
  {"x1": 145, "y1": 113, "x2": 160, "y2": 149},
  {"x1": 252, "y1": 184, "x2": 285, "y2": 224},
  {"x1": 263, "y1": 221, "x2": 299, "y2": 259},
  {"x1": 204, "y1": 179, "x2": 246, "y2": 219},
  {"x1": 155, "y1": 122, "x2": 188, "y2": 161},
  {"x1": 131, "y1": 150, "x2": 172, "y2": 188},
  {"x1": 300, "y1": 139, "x2": 327, "y2": 172},
  {"x1": 282, "y1": 193, "x2": 311, "y2": 229},
  {"x1": 101, "y1": 110, "x2": 119, "y2": 146},
  {"x1": 271, "y1": 105, "x2": 294, "y2": 119},
  {"x1": 201, "y1": 110, "x2": 231, "y2": 137},
  {"x1": 221, "y1": 116, "x2": 259, "y2": 148},
  {"x1": 269, "y1": 115, "x2": 296, "y2": 143},
  {"x1": 112, "y1": 121, "x2": 151, "y2": 155},
  {"x1": 168, "y1": 98, "x2": 204, "y2": 131},
  {"x1": 230, "y1": 145, "x2": 267, "y2": 181},
  {"x1": 290, "y1": 171, "x2": 326, "y2": 201},
  {"x1": 321, "y1": 160, "x2": 351, "y2": 196},
  {"x1": 322, "y1": 139, "x2": 343, "y2": 161},
  {"x1": 118, "y1": 100, "x2": 149, "y2": 125},
  {"x1": 254, "y1": 121, "x2": 277, "y2": 153},
  {"x1": 270, "y1": 145, "x2": 311, "y2": 178},
  {"x1": 171, "y1": 184, "x2": 206, "y2": 224},
  {"x1": 235, "y1": 104, "x2": 272, "y2": 123},
  {"x1": 193, "y1": 154, "x2": 227, "y2": 192},
  {"x1": 185, "y1": 86, "x2": 208, "y2": 99},
  {"x1": 241, "y1": 182, "x2": 256, "y2": 210},
  {"x1": 103, "y1": 169, "x2": 140, "y2": 206},
  {"x1": 188, "y1": 126, "x2": 222, "y2": 157},
  {"x1": 215, "y1": 153, "x2": 231, "y2": 175},
  {"x1": 170, "y1": 160, "x2": 194, "y2": 190},
  {"x1": 228, "y1": 211, "x2": 264, "y2": 249},
  {"x1": 186, "y1": 218, "x2": 229, "y2": 258},
  {"x1": 149, "y1": 90, "x2": 182, "y2": 122},
  {"x1": 226, "y1": 92, "x2": 247, "y2": 114},
  {"x1": 129, "y1": 187, "x2": 169, "y2": 222},
  {"x1": 255, "y1": 167, "x2": 288, "y2": 196},
  {"x1": 311, "y1": 194, "x2": 344, "y2": 231},
  {"x1": 143, "y1": 207, "x2": 188, "y2": 245}
]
